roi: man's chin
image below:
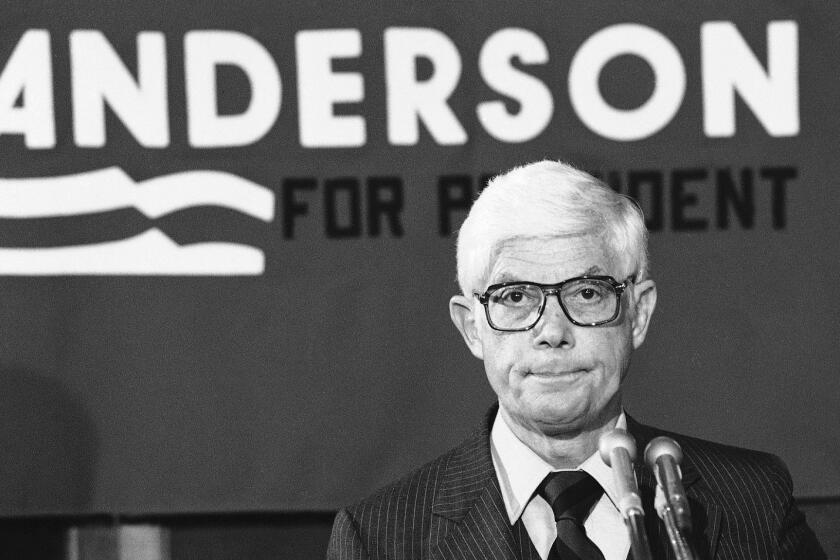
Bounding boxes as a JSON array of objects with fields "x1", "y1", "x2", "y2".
[
  {"x1": 514, "y1": 402, "x2": 593, "y2": 437},
  {"x1": 534, "y1": 412, "x2": 591, "y2": 437}
]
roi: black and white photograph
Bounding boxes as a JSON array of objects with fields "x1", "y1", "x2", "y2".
[{"x1": 0, "y1": 2, "x2": 837, "y2": 559}]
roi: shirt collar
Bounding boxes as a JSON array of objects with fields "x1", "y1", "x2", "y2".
[{"x1": 490, "y1": 408, "x2": 627, "y2": 525}]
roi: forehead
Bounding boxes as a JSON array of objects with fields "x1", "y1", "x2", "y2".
[{"x1": 487, "y1": 235, "x2": 617, "y2": 285}]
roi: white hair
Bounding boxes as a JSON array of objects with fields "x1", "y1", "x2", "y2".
[{"x1": 455, "y1": 160, "x2": 649, "y2": 295}]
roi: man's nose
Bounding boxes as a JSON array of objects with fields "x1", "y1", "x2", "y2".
[{"x1": 532, "y1": 294, "x2": 575, "y2": 348}]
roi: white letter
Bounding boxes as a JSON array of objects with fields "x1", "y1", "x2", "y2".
[
  {"x1": 0, "y1": 30, "x2": 54, "y2": 148},
  {"x1": 477, "y1": 28, "x2": 552, "y2": 143},
  {"x1": 185, "y1": 31, "x2": 281, "y2": 148},
  {"x1": 296, "y1": 29, "x2": 364, "y2": 147},
  {"x1": 568, "y1": 24, "x2": 686, "y2": 141},
  {"x1": 71, "y1": 30, "x2": 168, "y2": 148},
  {"x1": 384, "y1": 27, "x2": 466, "y2": 145},
  {"x1": 702, "y1": 21, "x2": 798, "y2": 137}
]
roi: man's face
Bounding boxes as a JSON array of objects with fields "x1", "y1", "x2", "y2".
[{"x1": 451, "y1": 234, "x2": 656, "y2": 437}]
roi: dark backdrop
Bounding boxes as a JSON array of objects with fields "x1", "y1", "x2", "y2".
[{"x1": 0, "y1": 1, "x2": 837, "y2": 516}]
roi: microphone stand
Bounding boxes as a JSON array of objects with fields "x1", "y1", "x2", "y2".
[
  {"x1": 599, "y1": 430, "x2": 653, "y2": 560},
  {"x1": 657, "y1": 501, "x2": 696, "y2": 560},
  {"x1": 645, "y1": 437, "x2": 698, "y2": 560},
  {"x1": 625, "y1": 509, "x2": 653, "y2": 560}
]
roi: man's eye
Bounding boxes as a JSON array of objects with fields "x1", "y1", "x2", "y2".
[
  {"x1": 493, "y1": 287, "x2": 537, "y2": 305},
  {"x1": 505, "y1": 291, "x2": 525, "y2": 302},
  {"x1": 568, "y1": 284, "x2": 608, "y2": 302}
]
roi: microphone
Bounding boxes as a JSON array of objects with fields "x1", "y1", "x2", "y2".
[
  {"x1": 599, "y1": 429, "x2": 652, "y2": 560},
  {"x1": 598, "y1": 429, "x2": 643, "y2": 519},
  {"x1": 644, "y1": 436, "x2": 692, "y2": 532}
]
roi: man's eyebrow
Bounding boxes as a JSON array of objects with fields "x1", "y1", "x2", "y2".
[
  {"x1": 491, "y1": 265, "x2": 606, "y2": 284},
  {"x1": 491, "y1": 271, "x2": 521, "y2": 283}
]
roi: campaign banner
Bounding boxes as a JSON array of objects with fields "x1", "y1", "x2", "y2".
[{"x1": 0, "y1": 1, "x2": 837, "y2": 515}]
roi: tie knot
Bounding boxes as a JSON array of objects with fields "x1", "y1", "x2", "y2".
[{"x1": 538, "y1": 471, "x2": 603, "y2": 523}]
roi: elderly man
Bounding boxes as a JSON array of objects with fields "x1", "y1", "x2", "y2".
[{"x1": 327, "y1": 161, "x2": 824, "y2": 559}]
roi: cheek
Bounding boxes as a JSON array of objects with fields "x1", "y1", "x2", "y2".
[
  {"x1": 482, "y1": 336, "x2": 511, "y2": 371},
  {"x1": 481, "y1": 333, "x2": 525, "y2": 381},
  {"x1": 597, "y1": 330, "x2": 634, "y2": 375},
  {"x1": 583, "y1": 327, "x2": 631, "y2": 368}
]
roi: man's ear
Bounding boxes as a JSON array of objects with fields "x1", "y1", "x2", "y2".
[
  {"x1": 449, "y1": 294, "x2": 484, "y2": 360},
  {"x1": 630, "y1": 279, "x2": 657, "y2": 349}
]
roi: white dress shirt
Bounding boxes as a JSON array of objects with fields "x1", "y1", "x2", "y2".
[{"x1": 490, "y1": 410, "x2": 631, "y2": 560}]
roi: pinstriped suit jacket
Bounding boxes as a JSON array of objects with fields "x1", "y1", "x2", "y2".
[{"x1": 327, "y1": 406, "x2": 825, "y2": 560}]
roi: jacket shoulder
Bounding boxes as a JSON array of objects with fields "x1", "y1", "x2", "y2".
[
  {"x1": 632, "y1": 420, "x2": 797, "y2": 523},
  {"x1": 642, "y1": 424, "x2": 793, "y2": 495},
  {"x1": 631, "y1": 421, "x2": 825, "y2": 558},
  {"x1": 345, "y1": 444, "x2": 455, "y2": 516},
  {"x1": 329, "y1": 434, "x2": 480, "y2": 560}
]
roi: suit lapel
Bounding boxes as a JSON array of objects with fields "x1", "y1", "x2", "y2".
[
  {"x1": 512, "y1": 516, "x2": 543, "y2": 560},
  {"x1": 628, "y1": 417, "x2": 722, "y2": 560},
  {"x1": 431, "y1": 406, "x2": 520, "y2": 560}
]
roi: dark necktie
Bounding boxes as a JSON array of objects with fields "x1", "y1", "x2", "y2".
[{"x1": 538, "y1": 471, "x2": 606, "y2": 560}]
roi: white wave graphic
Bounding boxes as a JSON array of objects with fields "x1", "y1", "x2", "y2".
[
  {"x1": 0, "y1": 167, "x2": 274, "y2": 221},
  {"x1": 0, "y1": 229, "x2": 264, "y2": 275}
]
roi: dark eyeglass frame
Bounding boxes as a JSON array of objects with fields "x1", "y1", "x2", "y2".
[{"x1": 473, "y1": 275, "x2": 635, "y2": 331}]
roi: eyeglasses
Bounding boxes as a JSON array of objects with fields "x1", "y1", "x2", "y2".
[{"x1": 474, "y1": 275, "x2": 633, "y2": 331}]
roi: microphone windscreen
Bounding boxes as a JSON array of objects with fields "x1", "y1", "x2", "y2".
[
  {"x1": 644, "y1": 436, "x2": 684, "y2": 468},
  {"x1": 598, "y1": 428, "x2": 637, "y2": 466}
]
